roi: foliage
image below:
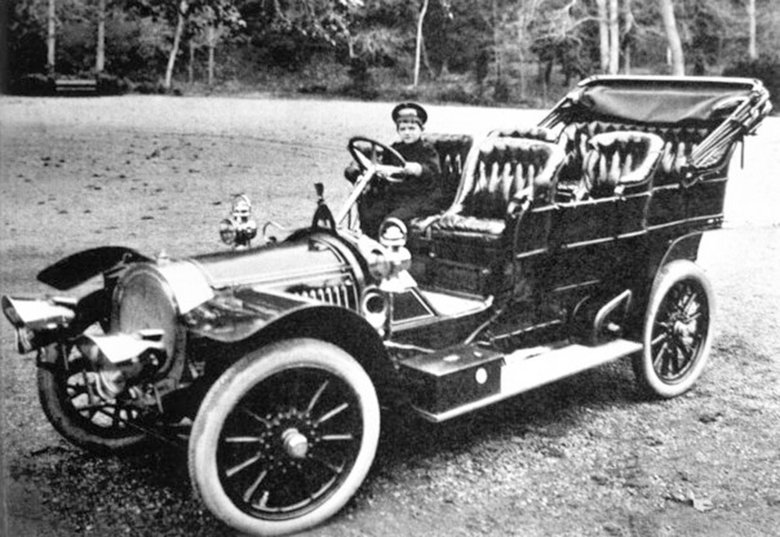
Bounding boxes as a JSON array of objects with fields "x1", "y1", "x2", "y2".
[
  {"x1": 7, "y1": 0, "x2": 47, "y2": 78},
  {"x1": 723, "y1": 53, "x2": 780, "y2": 110},
  {"x1": 5, "y1": 0, "x2": 780, "y2": 101},
  {"x1": 424, "y1": 0, "x2": 490, "y2": 76}
]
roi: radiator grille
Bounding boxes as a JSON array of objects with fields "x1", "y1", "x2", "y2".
[{"x1": 290, "y1": 282, "x2": 358, "y2": 310}]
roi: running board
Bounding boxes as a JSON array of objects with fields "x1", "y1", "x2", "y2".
[{"x1": 405, "y1": 338, "x2": 642, "y2": 423}]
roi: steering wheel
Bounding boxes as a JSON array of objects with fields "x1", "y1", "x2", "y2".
[{"x1": 348, "y1": 136, "x2": 408, "y2": 183}]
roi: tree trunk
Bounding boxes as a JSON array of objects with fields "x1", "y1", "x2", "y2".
[
  {"x1": 47, "y1": 0, "x2": 56, "y2": 75},
  {"x1": 747, "y1": 0, "x2": 757, "y2": 60},
  {"x1": 188, "y1": 39, "x2": 195, "y2": 84},
  {"x1": 658, "y1": 0, "x2": 684, "y2": 76},
  {"x1": 207, "y1": 24, "x2": 215, "y2": 88},
  {"x1": 596, "y1": 0, "x2": 609, "y2": 72},
  {"x1": 623, "y1": 0, "x2": 634, "y2": 74},
  {"x1": 164, "y1": 0, "x2": 188, "y2": 91},
  {"x1": 608, "y1": 0, "x2": 619, "y2": 74},
  {"x1": 95, "y1": 0, "x2": 106, "y2": 73},
  {"x1": 413, "y1": 0, "x2": 429, "y2": 87}
]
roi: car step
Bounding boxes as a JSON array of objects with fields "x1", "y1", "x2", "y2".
[{"x1": 401, "y1": 338, "x2": 642, "y2": 423}]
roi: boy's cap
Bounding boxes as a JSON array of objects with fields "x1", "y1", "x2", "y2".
[{"x1": 392, "y1": 102, "x2": 428, "y2": 126}]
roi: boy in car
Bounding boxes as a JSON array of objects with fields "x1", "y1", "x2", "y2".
[{"x1": 347, "y1": 102, "x2": 441, "y2": 239}]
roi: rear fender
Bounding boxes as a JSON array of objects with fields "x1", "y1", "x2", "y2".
[
  {"x1": 625, "y1": 230, "x2": 711, "y2": 338},
  {"x1": 653, "y1": 231, "x2": 706, "y2": 288}
]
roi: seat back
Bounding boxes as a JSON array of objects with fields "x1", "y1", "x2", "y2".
[
  {"x1": 453, "y1": 136, "x2": 565, "y2": 219},
  {"x1": 581, "y1": 131, "x2": 664, "y2": 198},
  {"x1": 558, "y1": 121, "x2": 717, "y2": 186},
  {"x1": 424, "y1": 133, "x2": 474, "y2": 202}
]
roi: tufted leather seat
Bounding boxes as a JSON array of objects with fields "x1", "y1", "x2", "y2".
[
  {"x1": 487, "y1": 126, "x2": 558, "y2": 142},
  {"x1": 429, "y1": 136, "x2": 565, "y2": 240},
  {"x1": 425, "y1": 133, "x2": 474, "y2": 204},
  {"x1": 558, "y1": 121, "x2": 720, "y2": 187},
  {"x1": 575, "y1": 131, "x2": 664, "y2": 199}
]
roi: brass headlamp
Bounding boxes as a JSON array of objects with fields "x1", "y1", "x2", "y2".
[{"x1": 219, "y1": 194, "x2": 257, "y2": 249}]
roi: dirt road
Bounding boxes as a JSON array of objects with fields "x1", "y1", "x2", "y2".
[{"x1": 1, "y1": 95, "x2": 778, "y2": 537}]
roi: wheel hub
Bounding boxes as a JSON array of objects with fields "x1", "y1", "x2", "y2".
[
  {"x1": 673, "y1": 319, "x2": 696, "y2": 347},
  {"x1": 281, "y1": 428, "x2": 309, "y2": 459}
]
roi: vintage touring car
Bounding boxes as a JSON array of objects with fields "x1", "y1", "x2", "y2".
[{"x1": 2, "y1": 76, "x2": 771, "y2": 535}]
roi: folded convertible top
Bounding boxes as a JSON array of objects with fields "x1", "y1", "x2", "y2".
[{"x1": 546, "y1": 75, "x2": 768, "y2": 125}]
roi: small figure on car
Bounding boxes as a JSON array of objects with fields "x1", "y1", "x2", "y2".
[{"x1": 347, "y1": 102, "x2": 442, "y2": 238}]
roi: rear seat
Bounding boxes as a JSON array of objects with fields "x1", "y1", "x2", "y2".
[
  {"x1": 558, "y1": 121, "x2": 719, "y2": 187},
  {"x1": 558, "y1": 130, "x2": 664, "y2": 200}
]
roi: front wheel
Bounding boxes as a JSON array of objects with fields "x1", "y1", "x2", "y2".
[
  {"x1": 188, "y1": 338, "x2": 380, "y2": 536},
  {"x1": 633, "y1": 260, "x2": 714, "y2": 398},
  {"x1": 37, "y1": 342, "x2": 150, "y2": 453}
]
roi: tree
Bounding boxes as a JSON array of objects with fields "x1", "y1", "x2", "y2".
[
  {"x1": 608, "y1": 0, "x2": 618, "y2": 73},
  {"x1": 747, "y1": 0, "x2": 756, "y2": 59},
  {"x1": 164, "y1": 0, "x2": 188, "y2": 89},
  {"x1": 46, "y1": 0, "x2": 55, "y2": 74},
  {"x1": 658, "y1": 0, "x2": 684, "y2": 75},
  {"x1": 596, "y1": 0, "x2": 608, "y2": 72},
  {"x1": 161, "y1": 0, "x2": 245, "y2": 90},
  {"x1": 96, "y1": 0, "x2": 106, "y2": 72},
  {"x1": 413, "y1": 0, "x2": 429, "y2": 87}
]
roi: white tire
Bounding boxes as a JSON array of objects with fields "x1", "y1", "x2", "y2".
[
  {"x1": 633, "y1": 260, "x2": 714, "y2": 398},
  {"x1": 188, "y1": 338, "x2": 380, "y2": 536}
]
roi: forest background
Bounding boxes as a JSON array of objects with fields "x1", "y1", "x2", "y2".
[{"x1": 3, "y1": 0, "x2": 780, "y2": 109}]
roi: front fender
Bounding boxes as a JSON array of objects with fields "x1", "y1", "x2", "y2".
[
  {"x1": 185, "y1": 287, "x2": 396, "y2": 400},
  {"x1": 37, "y1": 246, "x2": 150, "y2": 290},
  {"x1": 184, "y1": 287, "x2": 319, "y2": 343}
]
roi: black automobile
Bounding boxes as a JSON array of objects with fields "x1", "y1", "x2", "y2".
[{"x1": 2, "y1": 76, "x2": 771, "y2": 536}]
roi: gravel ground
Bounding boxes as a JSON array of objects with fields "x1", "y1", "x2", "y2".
[{"x1": 0, "y1": 95, "x2": 778, "y2": 537}]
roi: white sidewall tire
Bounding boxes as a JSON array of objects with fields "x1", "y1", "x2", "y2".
[
  {"x1": 188, "y1": 338, "x2": 380, "y2": 536},
  {"x1": 635, "y1": 260, "x2": 714, "y2": 398}
]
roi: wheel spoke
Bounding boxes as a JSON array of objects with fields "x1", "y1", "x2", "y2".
[
  {"x1": 651, "y1": 332, "x2": 668, "y2": 347},
  {"x1": 668, "y1": 344, "x2": 682, "y2": 374},
  {"x1": 225, "y1": 436, "x2": 264, "y2": 443},
  {"x1": 242, "y1": 469, "x2": 268, "y2": 503},
  {"x1": 682, "y1": 291, "x2": 698, "y2": 316},
  {"x1": 240, "y1": 407, "x2": 271, "y2": 428},
  {"x1": 676, "y1": 340, "x2": 694, "y2": 365},
  {"x1": 306, "y1": 381, "x2": 329, "y2": 413},
  {"x1": 316, "y1": 402, "x2": 348, "y2": 425},
  {"x1": 653, "y1": 341, "x2": 669, "y2": 371},
  {"x1": 320, "y1": 434, "x2": 354, "y2": 442},
  {"x1": 687, "y1": 310, "x2": 703, "y2": 322},
  {"x1": 308, "y1": 454, "x2": 344, "y2": 475},
  {"x1": 226, "y1": 452, "x2": 262, "y2": 478}
]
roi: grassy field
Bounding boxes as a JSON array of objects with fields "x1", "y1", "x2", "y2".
[{"x1": 1, "y1": 95, "x2": 778, "y2": 537}]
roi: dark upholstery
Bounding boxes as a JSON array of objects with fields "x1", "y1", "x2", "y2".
[
  {"x1": 486, "y1": 126, "x2": 558, "y2": 142},
  {"x1": 350, "y1": 133, "x2": 473, "y2": 223},
  {"x1": 424, "y1": 133, "x2": 474, "y2": 204},
  {"x1": 575, "y1": 131, "x2": 664, "y2": 199},
  {"x1": 558, "y1": 121, "x2": 719, "y2": 187},
  {"x1": 430, "y1": 136, "x2": 565, "y2": 239}
]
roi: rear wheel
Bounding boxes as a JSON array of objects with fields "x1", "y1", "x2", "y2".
[
  {"x1": 188, "y1": 338, "x2": 380, "y2": 536},
  {"x1": 633, "y1": 260, "x2": 714, "y2": 398},
  {"x1": 37, "y1": 342, "x2": 150, "y2": 453}
]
